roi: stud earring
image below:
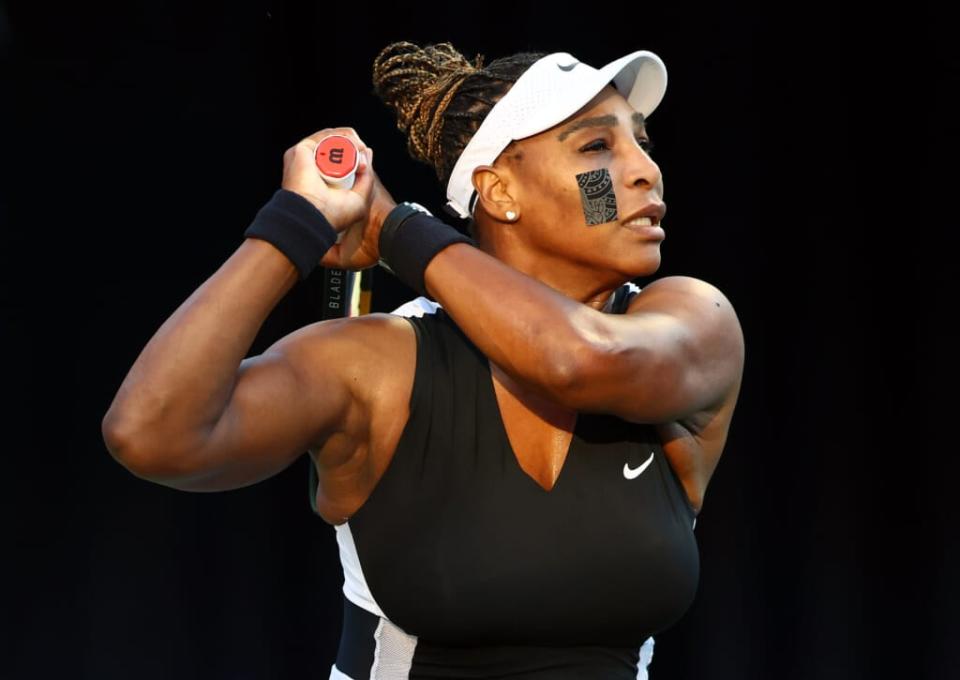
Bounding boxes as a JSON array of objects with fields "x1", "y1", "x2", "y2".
[{"x1": 506, "y1": 210, "x2": 517, "y2": 221}]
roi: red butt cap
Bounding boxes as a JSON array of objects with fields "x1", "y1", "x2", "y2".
[{"x1": 315, "y1": 135, "x2": 359, "y2": 178}]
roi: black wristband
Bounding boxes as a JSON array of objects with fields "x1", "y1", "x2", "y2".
[
  {"x1": 377, "y1": 202, "x2": 476, "y2": 299},
  {"x1": 244, "y1": 188, "x2": 339, "y2": 281}
]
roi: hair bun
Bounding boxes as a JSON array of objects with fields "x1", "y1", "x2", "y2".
[{"x1": 372, "y1": 41, "x2": 485, "y2": 170}]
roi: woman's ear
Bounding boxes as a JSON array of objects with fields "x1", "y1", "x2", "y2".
[{"x1": 472, "y1": 165, "x2": 519, "y2": 224}]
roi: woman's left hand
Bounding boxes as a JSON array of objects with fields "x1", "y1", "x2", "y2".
[{"x1": 319, "y1": 147, "x2": 398, "y2": 271}]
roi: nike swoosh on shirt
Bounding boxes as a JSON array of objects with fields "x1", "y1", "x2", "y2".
[
  {"x1": 623, "y1": 452, "x2": 655, "y2": 479},
  {"x1": 557, "y1": 62, "x2": 578, "y2": 72}
]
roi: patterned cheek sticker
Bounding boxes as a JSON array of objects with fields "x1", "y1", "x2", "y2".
[{"x1": 576, "y1": 168, "x2": 619, "y2": 225}]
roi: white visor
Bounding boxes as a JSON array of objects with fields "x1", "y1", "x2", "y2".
[{"x1": 444, "y1": 50, "x2": 668, "y2": 220}]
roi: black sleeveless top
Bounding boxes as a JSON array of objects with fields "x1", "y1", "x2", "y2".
[{"x1": 311, "y1": 283, "x2": 700, "y2": 679}]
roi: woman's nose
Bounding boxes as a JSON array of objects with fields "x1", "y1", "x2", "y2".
[{"x1": 622, "y1": 140, "x2": 661, "y2": 189}]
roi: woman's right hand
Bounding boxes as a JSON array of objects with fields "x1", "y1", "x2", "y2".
[{"x1": 281, "y1": 127, "x2": 378, "y2": 269}]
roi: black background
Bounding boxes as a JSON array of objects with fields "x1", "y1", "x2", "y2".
[{"x1": 5, "y1": 2, "x2": 959, "y2": 678}]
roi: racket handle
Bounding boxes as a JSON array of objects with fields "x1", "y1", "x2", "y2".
[{"x1": 315, "y1": 135, "x2": 371, "y2": 318}]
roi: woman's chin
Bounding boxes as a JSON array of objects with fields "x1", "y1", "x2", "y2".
[{"x1": 624, "y1": 250, "x2": 662, "y2": 277}]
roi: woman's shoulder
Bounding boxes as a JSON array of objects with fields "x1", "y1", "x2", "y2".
[{"x1": 287, "y1": 310, "x2": 419, "y2": 424}]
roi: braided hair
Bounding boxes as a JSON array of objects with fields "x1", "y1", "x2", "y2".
[{"x1": 372, "y1": 41, "x2": 548, "y2": 238}]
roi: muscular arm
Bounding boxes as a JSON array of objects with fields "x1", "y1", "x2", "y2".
[
  {"x1": 102, "y1": 238, "x2": 301, "y2": 469},
  {"x1": 567, "y1": 276, "x2": 745, "y2": 423},
  {"x1": 99, "y1": 229, "x2": 374, "y2": 494},
  {"x1": 423, "y1": 244, "x2": 743, "y2": 424},
  {"x1": 423, "y1": 243, "x2": 601, "y2": 401}
]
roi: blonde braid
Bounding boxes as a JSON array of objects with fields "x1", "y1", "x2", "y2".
[{"x1": 372, "y1": 41, "x2": 485, "y2": 173}]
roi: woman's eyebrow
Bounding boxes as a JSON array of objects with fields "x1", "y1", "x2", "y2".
[{"x1": 557, "y1": 111, "x2": 647, "y2": 142}]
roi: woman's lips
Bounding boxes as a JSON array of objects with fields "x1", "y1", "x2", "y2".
[{"x1": 623, "y1": 223, "x2": 665, "y2": 240}]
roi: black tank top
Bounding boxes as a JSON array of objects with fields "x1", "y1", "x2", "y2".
[{"x1": 311, "y1": 283, "x2": 700, "y2": 679}]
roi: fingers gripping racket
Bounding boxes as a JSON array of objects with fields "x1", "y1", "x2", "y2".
[{"x1": 314, "y1": 134, "x2": 373, "y2": 320}]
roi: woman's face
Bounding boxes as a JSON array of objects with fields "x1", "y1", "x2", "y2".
[{"x1": 474, "y1": 84, "x2": 666, "y2": 280}]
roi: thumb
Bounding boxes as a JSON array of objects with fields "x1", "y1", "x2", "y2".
[{"x1": 351, "y1": 147, "x2": 374, "y2": 198}]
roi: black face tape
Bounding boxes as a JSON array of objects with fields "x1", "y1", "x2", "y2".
[{"x1": 576, "y1": 168, "x2": 619, "y2": 225}]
